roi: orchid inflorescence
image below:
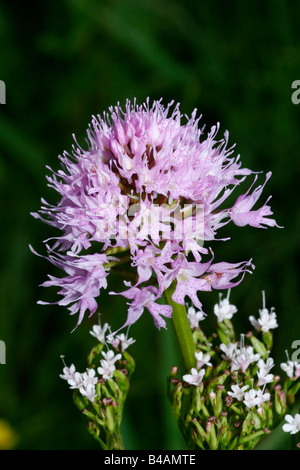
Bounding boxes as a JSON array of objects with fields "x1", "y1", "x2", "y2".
[{"x1": 31, "y1": 99, "x2": 279, "y2": 333}]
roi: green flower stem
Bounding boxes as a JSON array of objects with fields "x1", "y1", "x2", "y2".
[
  {"x1": 164, "y1": 281, "x2": 196, "y2": 371},
  {"x1": 106, "y1": 431, "x2": 125, "y2": 451}
]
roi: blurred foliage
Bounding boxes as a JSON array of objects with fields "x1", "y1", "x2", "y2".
[{"x1": 0, "y1": 0, "x2": 299, "y2": 450}]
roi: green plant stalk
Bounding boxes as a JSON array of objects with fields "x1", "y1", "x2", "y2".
[{"x1": 164, "y1": 281, "x2": 196, "y2": 371}]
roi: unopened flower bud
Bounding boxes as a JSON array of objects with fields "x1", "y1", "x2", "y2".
[
  {"x1": 206, "y1": 420, "x2": 212, "y2": 432},
  {"x1": 225, "y1": 396, "x2": 233, "y2": 407},
  {"x1": 171, "y1": 378, "x2": 180, "y2": 385},
  {"x1": 102, "y1": 397, "x2": 113, "y2": 406},
  {"x1": 275, "y1": 389, "x2": 286, "y2": 415},
  {"x1": 87, "y1": 420, "x2": 100, "y2": 440}
]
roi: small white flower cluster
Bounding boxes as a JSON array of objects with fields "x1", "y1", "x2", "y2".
[
  {"x1": 183, "y1": 351, "x2": 212, "y2": 386},
  {"x1": 60, "y1": 320, "x2": 135, "y2": 402},
  {"x1": 60, "y1": 363, "x2": 99, "y2": 402},
  {"x1": 220, "y1": 338, "x2": 274, "y2": 409},
  {"x1": 220, "y1": 339, "x2": 260, "y2": 374},
  {"x1": 90, "y1": 322, "x2": 136, "y2": 352},
  {"x1": 227, "y1": 381, "x2": 271, "y2": 410},
  {"x1": 220, "y1": 335, "x2": 274, "y2": 376}
]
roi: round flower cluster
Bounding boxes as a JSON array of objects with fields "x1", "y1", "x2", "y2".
[{"x1": 31, "y1": 99, "x2": 278, "y2": 331}]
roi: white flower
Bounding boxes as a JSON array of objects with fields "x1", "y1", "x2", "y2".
[
  {"x1": 101, "y1": 349, "x2": 122, "y2": 365},
  {"x1": 220, "y1": 342, "x2": 237, "y2": 361},
  {"x1": 82, "y1": 368, "x2": 98, "y2": 387},
  {"x1": 227, "y1": 384, "x2": 249, "y2": 401},
  {"x1": 80, "y1": 383, "x2": 97, "y2": 402},
  {"x1": 183, "y1": 368, "x2": 205, "y2": 386},
  {"x1": 106, "y1": 333, "x2": 120, "y2": 349},
  {"x1": 195, "y1": 351, "x2": 212, "y2": 368},
  {"x1": 257, "y1": 357, "x2": 274, "y2": 374},
  {"x1": 257, "y1": 370, "x2": 274, "y2": 387},
  {"x1": 107, "y1": 333, "x2": 136, "y2": 352},
  {"x1": 187, "y1": 306, "x2": 206, "y2": 329},
  {"x1": 214, "y1": 290, "x2": 237, "y2": 323},
  {"x1": 67, "y1": 371, "x2": 84, "y2": 389},
  {"x1": 280, "y1": 360, "x2": 295, "y2": 379},
  {"x1": 89, "y1": 322, "x2": 110, "y2": 344},
  {"x1": 96, "y1": 349, "x2": 122, "y2": 380},
  {"x1": 257, "y1": 308, "x2": 278, "y2": 333},
  {"x1": 255, "y1": 389, "x2": 271, "y2": 406},
  {"x1": 243, "y1": 389, "x2": 259, "y2": 408},
  {"x1": 60, "y1": 363, "x2": 76, "y2": 381},
  {"x1": 231, "y1": 346, "x2": 260, "y2": 373},
  {"x1": 97, "y1": 360, "x2": 116, "y2": 380},
  {"x1": 257, "y1": 358, "x2": 274, "y2": 386},
  {"x1": 249, "y1": 291, "x2": 278, "y2": 333},
  {"x1": 282, "y1": 414, "x2": 300, "y2": 435},
  {"x1": 249, "y1": 315, "x2": 260, "y2": 331}
]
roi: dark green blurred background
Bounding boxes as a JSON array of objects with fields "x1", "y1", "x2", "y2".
[{"x1": 0, "y1": 0, "x2": 299, "y2": 450}]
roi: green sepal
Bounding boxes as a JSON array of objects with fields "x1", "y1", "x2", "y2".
[
  {"x1": 105, "y1": 404, "x2": 117, "y2": 433},
  {"x1": 250, "y1": 335, "x2": 267, "y2": 359},
  {"x1": 72, "y1": 389, "x2": 89, "y2": 411},
  {"x1": 207, "y1": 373, "x2": 228, "y2": 392},
  {"x1": 191, "y1": 383, "x2": 203, "y2": 414},
  {"x1": 206, "y1": 422, "x2": 218, "y2": 450},
  {"x1": 287, "y1": 380, "x2": 300, "y2": 398},
  {"x1": 87, "y1": 421, "x2": 106, "y2": 448},
  {"x1": 274, "y1": 389, "x2": 287, "y2": 416},
  {"x1": 192, "y1": 418, "x2": 206, "y2": 440},
  {"x1": 216, "y1": 325, "x2": 231, "y2": 346},
  {"x1": 87, "y1": 343, "x2": 105, "y2": 367},
  {"x1": 262, "y1": 330, "x2": 273, "y2": 349},
  {"x1": 170, "y1": 381, "x2": 183, "y2": 421},
  {"x1": 122, "y1": 350, "x2": 136, "y2": 378},
  {"x1": 216, "y1": 319, "x2": 235, "y2": 345}
]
